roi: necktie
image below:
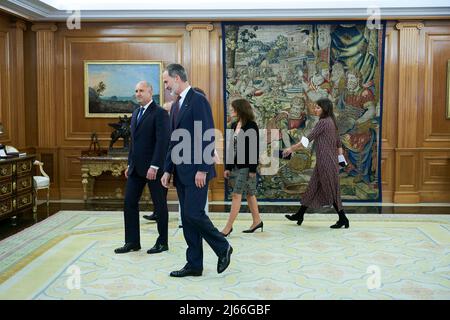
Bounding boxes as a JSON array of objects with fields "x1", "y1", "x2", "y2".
[
  {"x1": 172, "y1": 96, "x2": 181, "y2": 127},
  {"x1": 137, "y1": 107, "x2": 144, "y2": 124}
]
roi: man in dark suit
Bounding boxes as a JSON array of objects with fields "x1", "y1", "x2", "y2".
[
  {"x1": 115, "y1": 81, "x2": 170, "y2": 255},
  {"x1": 161, "y1": 64, "x2": 232, "y2": 277}
]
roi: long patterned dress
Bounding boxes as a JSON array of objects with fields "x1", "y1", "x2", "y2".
[{"x1": 301, "y1": 117, "x2": 343, "y2": 211}]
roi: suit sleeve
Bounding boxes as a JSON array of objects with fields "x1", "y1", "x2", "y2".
[
  {"x1": 128, "y1": 111, "x2": 136, "y2": 166},
  {"x1": 225, "y1": 122, "x2": 236, "y2": 171},
  {"x1": 249, "y1": 121, "x2": 259, "y2": 173},
  {"x1": 151, "y1": 108, "x2": 170, "y2": 170},
  {"x1": 193, "y1": 95, "x2": 215, "y2": 173},
  {"x1": 163, "y1": 103, "x2": 176, "y2": 174}
]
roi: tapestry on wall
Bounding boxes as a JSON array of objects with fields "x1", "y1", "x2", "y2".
[{"x1": 223, "y1": 22, "x2": 385, "y2": 202}]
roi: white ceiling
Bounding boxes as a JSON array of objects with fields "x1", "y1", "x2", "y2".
[{"x1": 1, "y1": 0, "x2": 449, "y2": 21}]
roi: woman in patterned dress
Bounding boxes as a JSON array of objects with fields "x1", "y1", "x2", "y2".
[{"x1": 282, "y1": 98, "x2": 350, "y2": 229}]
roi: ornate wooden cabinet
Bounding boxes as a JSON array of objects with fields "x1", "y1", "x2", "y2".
[{"x1": 0, "y1": 155, "x2": 35, "y2": 221}]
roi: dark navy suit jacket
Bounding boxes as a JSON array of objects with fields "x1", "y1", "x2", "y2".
[
  {"x1": 128, "y1": 101, "x2": 170, "y2": 177},
  {"x1": 164, "y1": 88, "x2": 216, "y2": 185}
]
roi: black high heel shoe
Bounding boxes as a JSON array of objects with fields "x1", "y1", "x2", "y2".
[
  {"x1": 330, "y1": 219, "x2": 349, "y2": 229},
  {"x1": 221, "y1": 228, "x2": 233, "y2": 237},
  {"x1": 242, "y1": 221, "x2": 263, "y2": 233}
]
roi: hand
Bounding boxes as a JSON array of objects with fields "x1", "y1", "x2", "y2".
[
  {"x1": 161, "y1": 172, "x2": 171, "y2": 188},
  {"x1": 223, "y1": 170, "x2": 231, "y2": 179},
  {"x1": 146, "y1": 167, "x2": 157, "y2": 180},
  {"x1": 249, "y1": 172, "x2": 256, "y2": 178},
  {"x1": 282, "y1": 147, "x2": 293, "y2": 158},
  {"x1": 124, "y1": 167, "x2": 129, "y2": 179},
  {"x1": 195, "y1": 171, "x2": 207, "y2": 188}
]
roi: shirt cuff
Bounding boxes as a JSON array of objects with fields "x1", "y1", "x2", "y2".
[
  {"x1": 338, "y1": 155, "x2": 347, "y2": 165},
  {"x1": 150, "y1": 166, "x2": 159, "y2": 170}
]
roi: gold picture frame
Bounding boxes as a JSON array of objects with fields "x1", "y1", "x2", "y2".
[{"x1": 84, "y1": 60, "x2": 163, "y2": 118}]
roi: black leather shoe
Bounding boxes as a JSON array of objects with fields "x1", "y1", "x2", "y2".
[
  {"x1": 143, "y1": 213, "x2": 157, "y2": 221},
  {"x1": 114, "y1": 243, "x2": 141, "y2": 254},
  {"x1": 147, "y1": 243, "x2": 168, "y2": 254},
  {"x1": 217, "y1": 245, "x2": 233, "y2": 274},
  {"x1": 170, "y1": 266, "x2": 203, "y2": 277}
]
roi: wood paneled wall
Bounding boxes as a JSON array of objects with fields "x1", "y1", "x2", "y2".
[
  {"x1": 386, "y1": 20, "x2": 450, "y2": 202},
  {"x1": 0, "y1": 14, "x2": 34, "y2": 153},
  {"x1": 0, "y1": 12, "x2": 449, "y2": 203}
]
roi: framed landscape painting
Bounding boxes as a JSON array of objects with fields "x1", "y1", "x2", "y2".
[{"x1": 84, "y1": 61, "x2": 163, "y2": 118}]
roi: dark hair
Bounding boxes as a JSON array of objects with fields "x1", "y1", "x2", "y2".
[
  {"x1": 231, "y1": 99, "x2": 255, "y2": 126},
  {"x1": 316, "y1": 98, "x2": 338, "y2": 131},
  {"x1": 165, "y1": 63, "x2": 188, "y2": 82},
  {"x1": 193, "y1": 87, "x2": 206, "y2": 97}
]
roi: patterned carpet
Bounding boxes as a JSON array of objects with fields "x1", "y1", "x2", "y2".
[{"x1": 0, "y1": 210, "x2": 449, "y2": 300}]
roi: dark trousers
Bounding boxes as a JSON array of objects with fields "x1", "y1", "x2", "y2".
[
  {"x1": 175, "y1": 173, "x2": 229, "y2": 270},
  {"x1": 124, "y1": 171, "x2": 168, "y2": 245}
]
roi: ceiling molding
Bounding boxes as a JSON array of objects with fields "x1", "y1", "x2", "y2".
[{"x1": 1, "y1": 1, "x2": 449, "y2": 21}]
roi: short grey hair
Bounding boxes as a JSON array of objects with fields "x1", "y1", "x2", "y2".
[
  {"x1": 165, "y1": 63, "x2": 188, "y2": 82},
  {"x1": 137, "y1": 81, "x2": 153, "y2": 92}
]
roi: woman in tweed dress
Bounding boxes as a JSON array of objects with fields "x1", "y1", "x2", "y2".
[
  {"x1": 222, "y1": 99, "x2": 263, "y2": 236},
  {"x1": 282, "y1": 98, "x2": 350, "y2": 229}
]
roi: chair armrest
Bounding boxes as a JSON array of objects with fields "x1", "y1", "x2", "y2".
[{"x1": 34, "y1": 160, "x2": 49, "y2": 178}]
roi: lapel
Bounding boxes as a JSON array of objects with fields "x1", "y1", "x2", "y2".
[
  {"x1": 169, "y1": 101, "x2": 178, "y2": 131},
  {"x1": 135, "y1": 101, "x2": 155, "y2": 131},
  {"x1": 131, "y1": 107, "x2": 139, "y2": 135},
  {"x1": 175, "y1": 88, "x2": 194, "y2": 129}
]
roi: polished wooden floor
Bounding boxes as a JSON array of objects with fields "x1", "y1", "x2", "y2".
[{"x1": 1, "y1": 201, "x2": 449, "y2": 241}]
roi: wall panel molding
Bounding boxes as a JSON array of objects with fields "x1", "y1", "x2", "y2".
[
  {"x1": 381, "y1": 26, "x2": 398, "y2": 150},
  {"x1": 32, "y1": 23, "x2": 57, "y2": 148},
  {"x1": 10, "y1": 20, "x2": 26, "y2": 148},
  {"x1": 58, "y1": 28, "x2": 187, "y2": 145},
  {"x1": 395, "y1": 21, "x2": 423, "y2": 149},
  {"x1": 422, "y1": 29, "x2": 450, "y2": 145},
  {"x1": 0, "y1": 29, "x2": 12, "y2": 145}
]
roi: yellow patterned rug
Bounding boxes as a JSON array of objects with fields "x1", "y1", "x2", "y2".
[{"x1": 0, "y1": 210, "x2": 449, "y2": 300}]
